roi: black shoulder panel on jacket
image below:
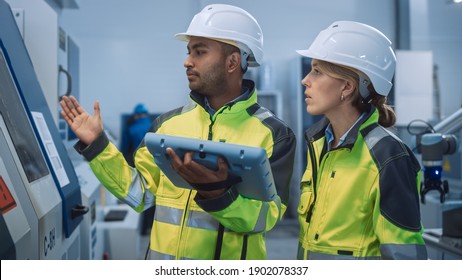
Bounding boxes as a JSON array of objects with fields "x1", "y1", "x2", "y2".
[
  {"x1": 247, "y1": 104, "x2": 296, "y2": 205},
  {"x1": 138, "y1": 104, "x2": 196, "y2": 148},
  {"x1": 361, "y1": 124, "x2": 422, "y2": 232},
  {"x1": 247, "y1": 104, "x2": 294, "y2": 139},
  {"x1": 152, "y1": 104, "x2": 196, "y2": 133}
]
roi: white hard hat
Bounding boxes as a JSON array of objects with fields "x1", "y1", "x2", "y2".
[
  {"x1": 175, "y1": 4, "x2": 263, "y2": 67},
  {"x1": 297, "y1": 21, "x2": 396, "y2": 98}
]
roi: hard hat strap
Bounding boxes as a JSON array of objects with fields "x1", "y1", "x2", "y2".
[
  {"x1": 240, "y1": 49, "x2": 249, "y2": 73},
  {"x1": 358, "y1": 75, "x2": 372, "y2": 102}
]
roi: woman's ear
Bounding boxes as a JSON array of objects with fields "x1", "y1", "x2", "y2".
[
  {"x1": 342, "y1": 79, "x2": 355, "y2": 98},
  {"x1": 227, "y1": 52, "x2": 241, "y2": 73}
]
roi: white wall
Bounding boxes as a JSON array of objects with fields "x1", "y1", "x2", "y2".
[
  {"x1": 5, "y1": 0, "x2": 59, "y2": 120},
  {"x1": 410, "y1": 0, "x2": 462, "y2": 120},
  {"x1": 60, "y1": 0, "x2": 196, "y2": 139}
]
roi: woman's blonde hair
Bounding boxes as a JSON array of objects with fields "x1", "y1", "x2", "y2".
[{"x1": 313, "y1": 59, "x2": 396, "y2": 127}]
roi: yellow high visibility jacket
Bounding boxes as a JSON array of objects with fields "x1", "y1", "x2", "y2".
[
  {"x1": 76, "y1": 80, "x2": 296, "y2": 259},
  {"x1": 297, "y1": 108, "x2": 427, "y2": 259}
]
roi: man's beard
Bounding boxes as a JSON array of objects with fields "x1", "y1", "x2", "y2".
[{"x1": 189, "y1": 61, "x2": 228, "y2": 96}]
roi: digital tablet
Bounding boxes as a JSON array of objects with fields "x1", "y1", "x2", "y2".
[{"x1": 144, "y1": 133, "x2": 276, "y2": 201}]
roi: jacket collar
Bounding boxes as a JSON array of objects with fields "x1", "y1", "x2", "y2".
[
  {"x1": 189, "y1": 79, "x2": 257, "y2": 115},
  {"x1": 305, "y1": 106, "x2": 378, "y2": 149}
]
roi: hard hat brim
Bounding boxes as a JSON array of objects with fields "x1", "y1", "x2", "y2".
[
  {"x1": 295, "y1": 49, "x2": 326, "y2": 60},
  {"x1": 175, "y1": 32, "x2": 260, "y2": 67},
  {"x1": 174, "y1": 33, "x2": 190, "y2": 42}
]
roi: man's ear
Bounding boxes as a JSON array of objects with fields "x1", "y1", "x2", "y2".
[{"x1": 227, "y1": 52, "x2": 241, "y2": 73}]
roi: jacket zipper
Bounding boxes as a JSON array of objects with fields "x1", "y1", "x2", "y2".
[
  {"x1": 176, "y1": 190, "x2": 193, "y2": 259},
  {"x1": 207, "y1": 105, "x2": 228, "y2": 140},
  {"x1": 308, "y1": 143, "x2": 343, "y2": 241},
  {"x1": 177, "y1": 116, "x2": 215, "y2": 259},
  {"x1": 176, "y1": 110, "x2": 216, "y2": 258},
  {"x1": 306, "y1": 138, "x2": 317, "y2": 223},
  {"x1": 208, "y1": 118, "x2": 214, "y2": 140}
]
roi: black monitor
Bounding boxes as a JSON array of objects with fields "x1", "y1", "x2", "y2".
[{"x1": 0, "y1": 49, "x2": 49, "y2": 183}]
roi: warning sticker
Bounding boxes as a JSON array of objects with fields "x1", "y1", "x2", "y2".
[{"x1": 0, "y1": 176, "x2": 17, "y2": 214}]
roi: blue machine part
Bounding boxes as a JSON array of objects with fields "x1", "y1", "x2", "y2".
[
  {"x1": 0, "y1": 0, "x2": 85, "y2": 237},
  {"x1": 424, "y1": 166, "x2": 443, "y2": 182}
]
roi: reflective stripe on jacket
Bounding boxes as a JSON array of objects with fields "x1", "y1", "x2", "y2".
[
  {"x1": 297, "y1": 107, "x2": 427, "y2": 260},
  {"x1": 76, "y1": 79, "x2": 296, "y2": 260}
]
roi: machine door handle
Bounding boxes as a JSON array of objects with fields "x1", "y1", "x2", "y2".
[
  {"x1": 58, "y1": 65, "x2": 72, "y2": 99},
  {"x1": 71, "y1": 204, "x2": 89, "y2": 219}
]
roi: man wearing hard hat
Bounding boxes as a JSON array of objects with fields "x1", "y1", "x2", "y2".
[{"x1": 60, "y1": 4, "x2": 296, "y2": 260}]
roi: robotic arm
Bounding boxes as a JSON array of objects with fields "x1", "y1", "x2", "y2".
[
  {"x1": 412, "y1": 108, "x2": 462, "y2": 203},
  {"x1": 420, "y1": 133, "x2": 459, "y2": 203}
]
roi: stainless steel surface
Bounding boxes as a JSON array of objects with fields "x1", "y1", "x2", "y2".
[{"x1": 423, "y1": 228, "x2": 462, "y2": 259}]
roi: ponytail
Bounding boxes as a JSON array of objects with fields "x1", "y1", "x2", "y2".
[
  {"x1": 371, "y1": 95, "x2": 396, "y2": 127},
  {"x1": 352, "y1": 83, "x2": 396, "y2": 128},
  {"x1": 367, "y1": 83, "x2": 396, "y2": 127}
]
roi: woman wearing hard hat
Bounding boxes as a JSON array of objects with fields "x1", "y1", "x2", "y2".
[{"x1": 296, "y1": 21, "x2": 427, "y2": 259}]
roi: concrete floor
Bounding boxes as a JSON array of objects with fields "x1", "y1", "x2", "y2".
[{"x1": 266, "y1": 218, "x2": 299, "y2": 260}]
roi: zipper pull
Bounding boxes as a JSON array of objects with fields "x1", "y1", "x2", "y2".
[
  {"x1": 208, "y1": 119, "x2": 214, "y2": 140},
  {"x1": 305, "y1": 204, "x2": 314, "y2": 222}
]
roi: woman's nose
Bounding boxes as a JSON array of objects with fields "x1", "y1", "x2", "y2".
[{"x1": 301, "y1": 75, "x2": 310, "y2": 87}]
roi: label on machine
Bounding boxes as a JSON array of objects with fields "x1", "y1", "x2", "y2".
[{"x1": 0, "y1": 175, "x2": 17, "y2": 214}]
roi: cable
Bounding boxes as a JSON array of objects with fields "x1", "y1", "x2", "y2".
[
  {"x1": 407, "y1": 119, "x2": 436, "y2": 153},
  {"x1": 144, "y1": 241, "x2": 150, "y2": 260},
  {"x1": 407, "y1": 119, "x2": 435, "y2": 135}
]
